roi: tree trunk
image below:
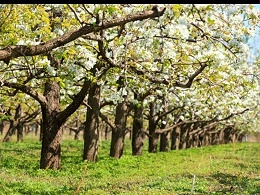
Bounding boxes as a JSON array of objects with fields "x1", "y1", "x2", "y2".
[
  {"x1": 2, "y1": 120, "x2": 14, "y2": 142},
  {"x1": 16, "y1": 122, "x2": 24, "y2": 142},
  {"x1": 109, "y1": 76, "x2": 130, "y2": 158},
  {"x1": 40, "y1": 81, "x2": 62, "y2": 170},
  {"x1": 179, "y1": 123, "x2": 191, "y2": 149},
  {"x1": 35, "y1": 122, "x2": 39, "y2": 136},
  {"x1": 218, "y1": 129, "x2": 225, "y2": 144},
  {"x1": 70, "y1": 127, "x2": 82, "y2": 140},
  {"x1": 39, "y1": 119, "x2": 43, "y2": 141},
  {"x1": 202, "y1": 133, "x2": 210, "y2": 146},
  {"x1": 83, "y1": 83, "x2": 100, "y2": 162},
  {"x1": 74, "y1": 130, "x2": 80, "y2": 140},
  {"x1": 171, "y1": 126, "x2": 181, "y2": 150},
  {"x1": 189, "y1": 133, "x2": 199, "y2": 148},
  {"x1": 159, "y1": 117, "x2": 169, "y2": 152},
  {"x1": 148, "y1": 102, "x2": 159, "y2": 153},
  {"x1": 105, "y1": 125, "x2": 109, "y2": 140},
  {"x1": 237, "y1": 132, "x2": 244, "y2": 142},
  {"x1": 160, "y1": 131, "x2": 170, "y2": 152},
  {"x1": 132, "y1": 93, "x2": 145, "y2": 156},
  {"x1": 230, "y1": 131, "x2": 236, "y2": 143},
  {"x1": 198, "y1": 132, "x2": 204, "y2": 147},
  {"x1": 74, "y1": 114, "x2": 83, "y2": 140},
  {"x1": 3, "y1": 104, "x2": 23, "y2": 142},
  {"x1": 211, "y1": 132, "x2": 218, "y2": 145},
  {"x1": 39, "y1": 78, "x2": 90, "y2": 170},
  {"x1": 110, "y1": 95, "x2": 129, "y2": 158},
  {"x1": 0, "y1": 121, "x2": 3, "y2": 135},
  {"x1": 16, "y1": 105, "x2": 23, "y2": 142},
  {"x1": 189, "y1": 122, "x2": 200, "y2": 148}
]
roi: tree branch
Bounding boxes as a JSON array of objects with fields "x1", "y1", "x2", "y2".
[
  {"x1": 67, "y1": 4, "x2": 84, "y2": 25},
  {"x1": 189, "y1": 108, "x2": 250, "y2": 136},
  {"x1": 0, "y1": 7, "x2": 166, "y2": 63},
  {"x1": 99, "y1": 112, "x2": 116, "y2": 130},
  {"x1": 57, "y1": 79, "x2": 91, "y2": 125},
  {"x1": 1, "y1": 81, "x2": 47, "y2": 106},
  {"x1": 174, "y1": 63, "x2": 208, "y2": 88}
]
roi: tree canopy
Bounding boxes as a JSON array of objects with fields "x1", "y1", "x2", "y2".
[{"x1": 0, "y1": 4, "x2": 258, "y2": 169}]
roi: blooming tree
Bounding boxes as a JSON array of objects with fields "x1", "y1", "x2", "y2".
[{"x1": 0, "y1": 4, "x2": 258, "y2": 169}]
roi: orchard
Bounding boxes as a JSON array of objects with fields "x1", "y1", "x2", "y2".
[{"x1": 0, "y1": 4, "x2": 258, "y2": 170}]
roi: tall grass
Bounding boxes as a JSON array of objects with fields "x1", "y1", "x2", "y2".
[{"x1": 0, "y1": 135, "x2": 259, "y2": 194}]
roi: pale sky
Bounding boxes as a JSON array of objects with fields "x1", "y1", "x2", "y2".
[{"x1": 248, "y1": 4, "x2": 259, "y2": 54}]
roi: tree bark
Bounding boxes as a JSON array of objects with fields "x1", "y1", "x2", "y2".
[
  {"x1": 83, "y1": 83, "x2": 100, "y2": 162},
  {"x1": 16, "y1": 122, "x2": 24, "y2": 142},
  {"x1": 211, "y1": 133, "x2": 218, "y2": 145},
  {"x1": 2, "y1": 120, "x2": 14, "y2": 142},
  {"x1": 38, "y1": 78, "x2": 90, "y2": 169},
  {"x1": 187, "y1": 122, "x2": 200, "y2": 148},
  {"x1": 69, "y1": 122, "x2": 83, "y2": 140},
  {"x1": 110, "y1": 96, "x2": 129, "y2": 158},
  {"x1": 16, "y1": 105, "x2": 23, "y2": 142},
  {"x1": 179, "y1": 123, "x2": 191, "y2": 149},
  {"x1": 74, "y1": 130, "x2": 80, "y2": 140},
  {"x1": 3, "y1": 104, "x2": 22, "y2": 142},
  {"x1": 39, "y1": 119, "x2": 43, "y2": 141},
  {"x1": 0, "y1": 120, "x2": 4, "y2": 135},
  {"x1": 148, "y1": 102, "x2": 159, "y2": 153},
  {"x1": 160, "y1": 131, "x2": 170, "y2": 152},
  {"x1": 171, "y1": 126, "x2": 181, "y2": 150},
  {"x1": 218, "y1": 129, "x2": 225, "y2": 144},
  {"x1": 202, "y1": 133, "x2": 210, "y2": 146},
  {"x1": 40, "y1": 81, "x2": 62, "y2": 170},
  {"x1": 159, "y1": 101, "x2": 170, "y2": 152},
  {"x1": 132, "y1": 93, "x2": 145, "y2": 156},
  {"x1": 110, "y1": 77, "x2": 130, "y2": 158}
]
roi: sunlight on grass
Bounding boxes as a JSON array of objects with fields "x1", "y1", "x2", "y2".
[{"x1": 0, "y1": 136, "x2": 259, "y2": 194}]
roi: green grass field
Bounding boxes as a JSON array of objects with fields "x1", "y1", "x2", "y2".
[{"x1": 0, "y1": 136, "x2": 259, "y2": 194}]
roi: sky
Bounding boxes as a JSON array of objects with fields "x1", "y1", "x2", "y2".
[{"x1": 249, "y1": 4, "x2": 259, "y2": 51}]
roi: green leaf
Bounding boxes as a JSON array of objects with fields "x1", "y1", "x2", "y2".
[
  {"x1": 207, "y1": 18, "x2": 215, "y2": 25},
  {"x1": 56, "y1": 53, "x2": 63, "y2": 60}
]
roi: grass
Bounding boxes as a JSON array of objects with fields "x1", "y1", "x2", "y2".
[{"x1": 0, "y1": 135, "x2": 259, "y2": 194}]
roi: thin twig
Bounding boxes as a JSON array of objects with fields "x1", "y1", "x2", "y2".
[
  {"x1": 67, "y1": 4, "x2": 83, "y2": 25},
  {"x1": 0, "y1": 4, "x2": 13, "y2": 28}
]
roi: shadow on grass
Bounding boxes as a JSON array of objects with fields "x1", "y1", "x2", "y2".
[
  {"x1": 0, "y1": 148, "x2": 25, "y2": 153},
  {"x1": 211, "y1": 172, "x2": 259, "y2": 194}
]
